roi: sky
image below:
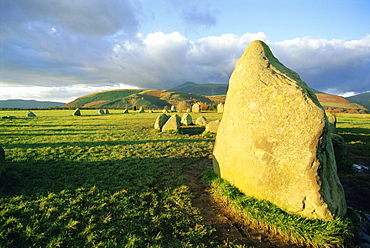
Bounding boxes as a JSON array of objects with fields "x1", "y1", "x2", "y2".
[{"x1": 0, "y1": 0, "x2": 369, "y2": 103}]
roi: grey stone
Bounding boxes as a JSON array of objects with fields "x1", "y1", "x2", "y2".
[
  {"x1": 195, "y1": 116, "x2": 208, "y2": 126},
  {"x1": 154, "y1": 114, "x2": 170, "y2": 130},
  {"x1": 72, "y1": 108, "x2": 81, "y2": 116},
  {"x1": 205, "y1": 120, "x2": 221, "y2": 133},
  {"x1": 26, "y1": 111, "x2": 36, "y2": 117},
  {"x1": 181, "y1": 113, "x2": 193, "y2": 125}
]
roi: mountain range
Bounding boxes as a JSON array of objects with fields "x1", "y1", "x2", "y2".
[
  {"x1": 0, "y1": 83, "x2": 368, "y2": 114},
  {"x1": 0, "y1": 99, "x2": 65, "y2": 109}
]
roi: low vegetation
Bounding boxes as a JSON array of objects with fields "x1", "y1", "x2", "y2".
[{"x1": 0, "y1": 110, "x2": 368, "y2": 247}]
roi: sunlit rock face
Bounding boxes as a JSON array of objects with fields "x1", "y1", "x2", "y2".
[{"x1": 213, "y1": 40, "x2": 346, "y2": 221}]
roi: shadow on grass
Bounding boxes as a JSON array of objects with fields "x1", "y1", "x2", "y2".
[{"x1": 0, "y1": 155, "x2": 204, "y2": 198}]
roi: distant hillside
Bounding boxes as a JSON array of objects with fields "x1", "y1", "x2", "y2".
[
  {"x1": 347, "y1": 92, "x2": 370, "y2": 110},
  {"x1": 169, "y1": 82, "x2": 229, "y2": 96},
  {"x1": 64, "y1": 89, "x2": 213, "y2": 109},
  {"x1": 315, "y1": 93, "x2": 368, "y2": 114},
  {"x1": 0, "y1": 99, "x2": 65, "y2": 109}
]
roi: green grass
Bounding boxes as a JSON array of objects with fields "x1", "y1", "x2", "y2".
[
  {"x1": 0, "y1": 110, "x2": 367, "y2": 247},
  {"x1": 203, "y1": 169, "x2": 356, "y2": 248},
  {"x1": 0, "y1": 110, "x2": 223, "y2": 247}
]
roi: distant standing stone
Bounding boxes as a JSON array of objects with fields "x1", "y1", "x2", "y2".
[
  {"x1": 138, "y1": 107, "x2": 145, "y2": 113},
  {"x1": 105, "y1": 109, "x2": 109, "y2": 114},
  {"x1": 154, "y1": 114, "x2": 170, "y2": 130},
  {"x1": 171, "y1": 105, "x2": 177, "y2": 112},
  {"x1": 181, "y1": 113, "x2": 193, "y2": 125},
  {"x1": 205, "y1": 120, "x2": 220, "y2": 133},
  {"x1": 123, "y1": 109, "x2": 129, "y2": 114},
  {"x1": 26, "y1": 111, "x2": 36, "y2": 117},
  {"x1": 326, "y1": 112, "x2": 337, "y2": 133},
  {"x1": 98, "y1": 109, "x2": 105, "y2": 115},
  {"x1": 217, "y1": 103, "x2": 224, "y2": 113},
  {"x1": 195, "y1": 116, "x2": 207, "y2": 126},
  {"x1": 72, "y1": 108, "x2": 81, "y2": 116},
  {"x1": 192, "y1": 103, "x2": 201, "y2": 113},
  {"x1": 162, "y1": 114, "x2": 181, "y2": 132}
]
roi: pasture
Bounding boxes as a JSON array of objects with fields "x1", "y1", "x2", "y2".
[{"x1": 0, "y1": 110, "x2": 369, "y2": 247}]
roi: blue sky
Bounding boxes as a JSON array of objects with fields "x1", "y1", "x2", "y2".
[{"x1": 0, "y1": 0, "x2": 369, "y2": 102}]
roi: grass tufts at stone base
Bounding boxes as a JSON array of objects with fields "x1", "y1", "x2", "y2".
[{"x1": 203, "y1": 169, "x2": 356, "y2": 248}]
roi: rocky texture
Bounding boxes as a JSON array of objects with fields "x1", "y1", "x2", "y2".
[
  {"x1": 206, "y1": 120, "x2": 221, "y2": 133},
  {"x1": 26, "y1": 111, "x2": 36, "y2": 117},
  {"x1": 181, "y1": 113, "x2": 193, "y2": 125},
  {"x1": 98, "y1": 109, "x2": 105, "y2": 115},
  {"x1": 0, "y1": 146, "x2": 5, "y2": 177},
  {"x1": 154, "y1": 114, "x2": 170, "y2": 131},
  {"x1": 212, "y1": 40, "x2": 346, "y2": 221},
  {"x1": 195, "y1": 116, "x2": 208, "y2": 126},
  {"x1": 162, "y1": 114, "x2": 181, "y2": 132},
  {"x1": 217, "y1": 103, "x2": 224, "y2": 113},
  {"x1": 192, "y1": 103, "x2": 201, "y2": 113},
  {"x1": 72, "y1": 108, "x2": 81, "y2": 116}
]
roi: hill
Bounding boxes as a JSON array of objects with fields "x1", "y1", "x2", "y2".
[
  {"x1": 315, "y1": 93, "x2": 368, "y2": 114},
  {"x1": 64, "y1": 89, "x2": 213, "y2": 109},
  {"x1": 64, "y1": 87, "x2": 368, "y2": 114},
  {"x1": 347, "y1": 92, "x2": 370, "y2": 110},
  {"x1": 169, "y1": 82, "x2": 228, "y2": 96},
  {"x1": 0, "y1": 99, "x2": 65, "y2": 109}
]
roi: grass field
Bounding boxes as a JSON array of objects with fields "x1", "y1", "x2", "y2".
[{"x1": 0, "y1": 110, "x2": 369, "y2": 247}]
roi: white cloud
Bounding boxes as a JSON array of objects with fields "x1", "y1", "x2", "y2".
[{"x1": 0, "y1": 84, "x2": 139, "y2": 103}]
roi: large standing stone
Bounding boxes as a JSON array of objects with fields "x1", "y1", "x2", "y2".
[
  {"x1": 181, "y1": 113, "x2": 193, "y2": 125},
  {"x1": 171, "y1": 105, "x2": 177, "y2": 112},
  {"x1": 105, "y1": 109, "x2": 110, "y2": 114},
  {"x1": 26, "y1": 111, "x2": 36, "y2": 117},
  {"x1": 162, "y1": 114, "x2": 181, "y2": 132},
  {"x1": 98, "y1": 109, "x2": 105, "y2": 115},
  {"x1": 192, "y1": 103, "x2": 201, "y2": 113},
  {"x1": 154, "y1": 114, "x2": 170, "y2": 130},
  {"x1": 213, "y1": 40, "x2": 346, "y2": 221},
  {"x1": 123, "y1": 109, "x2": 129, "y2": 114},
  {"x1": 72, "y1": 108, "x2": 81, "y2": 116}
]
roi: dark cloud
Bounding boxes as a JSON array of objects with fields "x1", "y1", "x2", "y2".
[
  {"x1": 2, "y1": 0, "x2": 141, "y2": 37},
  {"x1": 0, "y1": 0, "x2": 368, "y2": 102}
]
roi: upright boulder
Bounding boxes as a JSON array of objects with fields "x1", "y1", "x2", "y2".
[
  {"x1": 162, "y1": 114, "x2": 181, "y2": 132},
  {"x1": 138, "y1": 107, "x2": 145, "y2": 113},
  {"x1": 171, "y1": 105, "x2": 177, "y2": 112},
  {"x1": 105, "y1": 109, "x2": 110, "y2": 114},
  {"x1": 195, "y1": 116, "x2": 207, "y2": 126},
  {"x1": 26, "y1": 111, "x2": 36, "y2": 117},
  {"x1": 181, "y1": 113, "x2": 193, "y2": 125},
  {"x1": 123, "y1": 109, "x2": 129, "y2": 114},
  {"x1": 72, "y1": 108, "x2": 81, "y2": 116},
  {"x1": 192, "y1": 103, "x2": 201, "y2": 113},
  {"x1": 206, "y1": 120, "x2": 221, "y2": 133},
  {"x1": 154, "y1": 114, "x2": 170, "y2": 130},
  {"x1": 217, "y1": 103, "x2": 224, "y2": 113},
  {"x1": 98, "y1": 109, "x2": 105, "y2": 115},
  {"x1": 213, "y1": 40, "x2": 346, "y2": 221}
]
